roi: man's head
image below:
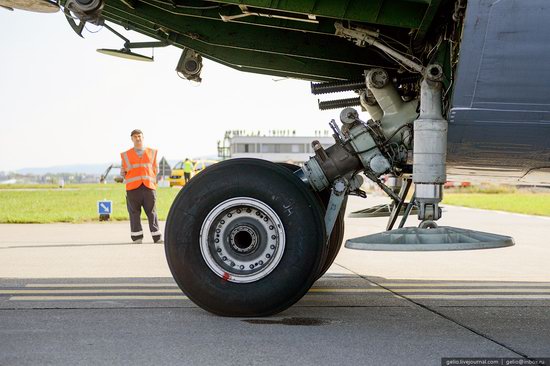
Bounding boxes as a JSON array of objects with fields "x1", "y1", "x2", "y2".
[
  {"x1": 131, "y1": 129, "x2": 143, "y2": 149},
  {"x1": 185, "y1": 158, "x2": 189, "y2": 161}
]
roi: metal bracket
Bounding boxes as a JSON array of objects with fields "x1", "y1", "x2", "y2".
[
  {"x1": 334, "y1": 22, "x2": 425, "y2": 74},
  {"x1": 365, "y1": 171, "x2": 400, "y2": 202},
  {"x1": 348, "y1": 203, "x2": 418, "y2": 218},
  {"x1": 386, "y1": 177, "x2": 412, "y2": 231},
  {"x1": 324, "y1": 175, "x2": 363, "y2": 238},
  {"x1": 345, "y1": 226, "x2": 515, "y2": 252},
  {"x1": 220, "y1": 5, "x2": 319, "y2": 24},
  {"x1": 398, "y1": 192, "x2": 416, "y2": 229},
  {"x1": 64, "y1": 7, "x2": 86, "y2": 38},
  {"x1": 325, "y1": 178, "x2": 348, "y2": 238}
]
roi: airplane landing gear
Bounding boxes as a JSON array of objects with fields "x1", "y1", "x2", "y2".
[{"x1": 165, "y1": 65, "x2": 515, "y2": 317}]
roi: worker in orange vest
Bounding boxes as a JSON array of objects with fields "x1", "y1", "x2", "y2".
[{"x1": 120, "y1": 129, "x2": 163, "y2": 244}]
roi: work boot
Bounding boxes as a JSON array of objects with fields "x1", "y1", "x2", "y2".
[{"x1": 133, "y1": 239, "x2": 143, "y2": 244}]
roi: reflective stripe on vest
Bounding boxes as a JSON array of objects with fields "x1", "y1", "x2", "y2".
[
  {"x1": 122, "y1": 152, "x2": 131, "y2": 170},
  {"x1": 129, "y1": 163, "x2": 153, "y2": 169},
  {"x1": 125, "y1": 175, "x2": 156, "y2": 183}
]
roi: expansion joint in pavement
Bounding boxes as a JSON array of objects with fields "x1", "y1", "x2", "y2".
[{"x1": 334, "y1": 262, "x2": 531, "y2": 359}]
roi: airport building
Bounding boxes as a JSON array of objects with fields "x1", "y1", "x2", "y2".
[{"x1": 218, "y1": 130, "x2": 334, "y2": 164}]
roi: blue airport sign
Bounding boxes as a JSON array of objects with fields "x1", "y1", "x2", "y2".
[{"x1": 97, "y1": 200, "x2": 113, "y2": 215}]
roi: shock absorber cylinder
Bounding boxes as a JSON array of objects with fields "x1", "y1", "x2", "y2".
[{"x1": 413, "y1": 65, "x2": 447, "y2": 221}]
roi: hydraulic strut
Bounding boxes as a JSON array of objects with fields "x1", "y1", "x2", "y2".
[{"x1": 412, "y1": 64, "x2": 447, "y2": 223}]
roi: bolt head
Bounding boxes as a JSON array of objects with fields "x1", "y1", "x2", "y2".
[{"x1": 368, "y1": 69, "x2": 389, "y2": 89}]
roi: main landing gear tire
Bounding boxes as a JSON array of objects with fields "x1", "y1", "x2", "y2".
[
  {"x1": 165, "y1": 158, "x2": 327, "y2": 317},
  {"x1": 277, "y1": 163, "x2": 345, "y2": 279}
]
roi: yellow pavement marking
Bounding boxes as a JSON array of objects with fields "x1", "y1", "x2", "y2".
[
  {"x1": 6, "y1": 285, "x2": 550, "y2": 302},
  {"x1": 25, "y1": 283, "x2": 178, "y2": 288},
  {"x1": 4, "y1": 287, "x2": 550, "y2": 296},
  {"x1": 405, "y1": 294, "x2": 550, "y2": 300},
  {"x1": 378, "y1": 282, "x2": 550, "y2": 287},
  {"x1": 308, "y1": 288, "x2": 387, "y2": 293},
  {"x1": 4, "y1": 288, "x2": 385, "y2": 295},
  {"x1": 9, "y1": 294, "x2": 550, "y2": 302},
  {"x1": 309, "y1": 288, "x2": 550, "y2": 294},
  {"x1": 1, "y1": 289, "x2": 182, "y2": 294},
  {"x1": 26, "y1": 282, "x2": 550, "y2": 289},
  {"x1": 9, "y1": 295, "x2": 187, "y2": 301},
  {"x1": 389, "y1": 288, "x2": 550, "y2": 293}
]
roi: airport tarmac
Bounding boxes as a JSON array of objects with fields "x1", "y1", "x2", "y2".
[{"x1": 1, "y1": 196, "x2": 549, "y2": 365}]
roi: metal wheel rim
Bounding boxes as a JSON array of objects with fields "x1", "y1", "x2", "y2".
[{"x1": 199, "y1": 197, "x2": 286, "y2": 283}]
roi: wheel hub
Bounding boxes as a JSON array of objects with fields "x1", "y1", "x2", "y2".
[
  {"x1": 229, "y1": 225, "x2": 259, "y2": 254},
  {"x1": 200, "y1": 197, "x2": 285, "y2": 283}
]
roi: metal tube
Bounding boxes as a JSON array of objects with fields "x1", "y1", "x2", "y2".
[
  {"x1": 360, "y1": 90, "x2": 383, "y2": 121},
  {"x1": 413, "y1": 78, "x2": 447, "y2": 185},
  {"x1": 413, "y1": 65, "x2": 447, "y2": 221}
]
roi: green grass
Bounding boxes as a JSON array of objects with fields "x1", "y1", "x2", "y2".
[
  {"x1": 0, "y1": 184, "x2": 79, "y2": 189},
  {"x1": 443, "y1": 193, "x2": 550, "y2": 217},
  {"x1": 1, "y1": 183, "x2": 549, "y2": 223},
  {"x1": 0, "y1": 184, "x2": 180, "y2": 223}
]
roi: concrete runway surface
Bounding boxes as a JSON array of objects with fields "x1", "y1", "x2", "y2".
[{"x1": 1, "y1": 196, "x2": 549, "y2": 366}]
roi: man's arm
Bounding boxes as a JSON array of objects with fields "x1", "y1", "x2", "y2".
[{"x1": 120, "y1": 159, "x2": 127, "y2": 178}]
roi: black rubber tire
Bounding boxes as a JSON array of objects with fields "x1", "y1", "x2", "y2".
[
  {"x1": 277, "y1": 163, "x2": 345, "y2": 279},
  {"x1": 165, "y1": 158, "x2": 327, "y2": 317}
]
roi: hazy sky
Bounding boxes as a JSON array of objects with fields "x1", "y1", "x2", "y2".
[{"x1": 0, "y1": 10, "x2": 363, "y2": 171}]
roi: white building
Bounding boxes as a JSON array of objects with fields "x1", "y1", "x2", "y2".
[{"x1": 219, "y1": 130, "x2": 334, "y2": 164}]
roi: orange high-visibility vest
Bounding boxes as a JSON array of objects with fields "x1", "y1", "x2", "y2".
[{"x1": 121, "y1": 147, "x2": 158, "y2": 191}]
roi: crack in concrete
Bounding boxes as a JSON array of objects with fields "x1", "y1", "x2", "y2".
[{"x1": 336, "y1": 262, "x2": 531, "y2": 359}]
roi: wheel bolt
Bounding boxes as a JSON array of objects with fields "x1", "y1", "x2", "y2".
[
  {"x1": 249, "y1": 264, "x2": 254, "y2": 269},
  {"x1": 270, "y1": 245, "x2": 275, "y2": 249},
  {"x1": 220, "y1": 220, "x2": 225, "y2": 224},
  {"x1": 246, "y1": 208, "x2": 251, "y2": 213},
  {"x1": 230, "y1": 262, "x2": 235, "y2": 267},
  {"x1": 216, "y1": 248, "x2": 222, "y2": 253},
  {"x1": 216, "y1": 229, "x2": 220, "y2": 233},
  {"x1": 263, "y1": 217, "x2": 268, "y2": 222},
  {"x1": 240, "y1": 265, "x2": 245, "y2": 270},
  {"x1": 236, "y1": 209, "x2": 241, "y2": 214},
  {"x1": 269, "y1": 225, "x2": 274, "y2": 230},
  {"x1": 271, "y1": 235, "x2": 276, "y2": 240},
  {"x1": 227, "y1": 213, "x2": 232, "y2": 218},
  {"x1": 266, "y1": 254, "x2": 271, "y2": 258},
  {"x1": 259, "y1": 260, "x2": 264, "y2": 265},
  {"x1": 222, "y1": 256, "x2": 227, "y2": 261},
  {"x1": 215, "y1": 239, "x2": 219, "y2": 243}
]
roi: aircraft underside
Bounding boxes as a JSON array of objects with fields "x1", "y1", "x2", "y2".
[{"x1": 4, "y1": 0, "x2": 549, "y2": 316}]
